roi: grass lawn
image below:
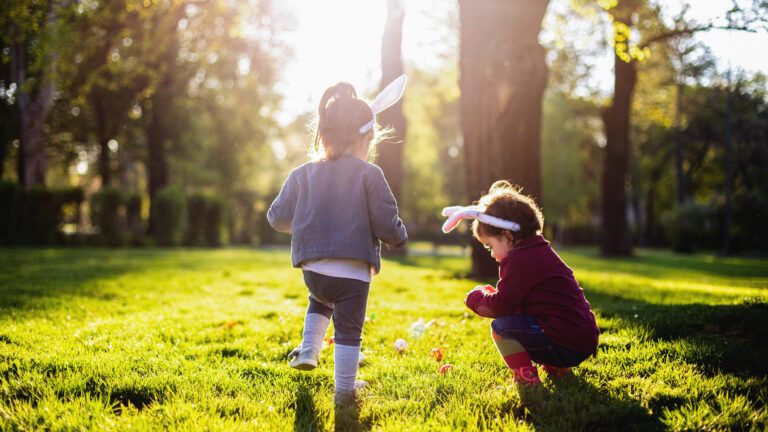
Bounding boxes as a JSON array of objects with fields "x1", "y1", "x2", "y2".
[{"x1": 0, "y1": 247, "x2": 766, "y2": 431}]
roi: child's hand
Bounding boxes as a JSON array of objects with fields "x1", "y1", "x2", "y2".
[
  {"x1": 479, "y1": 284, "x2": 497, "y2": 295},
  {"x1": 463, "y1": 285, "x2": 495, "y2": 307},
  {"x1": 464, "y1": 287, "x2": 498, "y2": 318},
  {"x1": 463, "y1": 288, "x2": 480, "y2": 306}
]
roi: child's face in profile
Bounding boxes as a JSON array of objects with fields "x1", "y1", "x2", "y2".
[{"x1": 477, "y1": 231, "x2": 514, "y2": 262}]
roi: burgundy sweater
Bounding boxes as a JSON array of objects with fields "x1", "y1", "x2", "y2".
[{"x1": 465, "y1": 235, "x2": 599, "y2": 354}]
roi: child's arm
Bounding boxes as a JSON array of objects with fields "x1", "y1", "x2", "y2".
[
  {"x1": 267, "y1": 171, "x2": 299, "y2": 233},
  {"x1": 464, "y1": 259, "x2": 528, "y2": 317},
  {"x1": 366, "y1": 166, "x2": 408, "y2": 249},
  {"x1": 464, "y1": 285, "x2": 498, "y2": 318}
]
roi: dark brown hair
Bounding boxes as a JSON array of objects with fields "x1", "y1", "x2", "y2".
[
  {"x1": 310, "y1": 82, "x2": 375, "y2": 161},
  {"x1": 471, "y1": 180, "x2": 544, "y2": 243}
]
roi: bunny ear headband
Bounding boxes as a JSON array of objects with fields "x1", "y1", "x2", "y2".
[
  {"x1": 441, "y1": 205, "x2": 521, "y2": 234},
  {"x1": 358, "y1": 74, "x2": 408, "y2": 134}
]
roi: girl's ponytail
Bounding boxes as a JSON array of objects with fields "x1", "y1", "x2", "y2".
[{"x1": 311, "y1": 82, "x2": 373, "y2": 161}]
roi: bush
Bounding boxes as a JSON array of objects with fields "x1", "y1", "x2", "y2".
[
  {"x1": 561, "y1": 223, "x2": 601, "y2": 245},
  {"x1": 185, "y1": 194, "x2": 224, "y2": 247},
  {"x1": 664, "y1": 200, "x2": 717, "y2": 253},
  {"x1": 14, "y1": 186, "x2": 83, "y2": 245},
  {"x1": 91, "y1": 187, "x2": 125, "y2": 246},
  {"x1": 0, "y1": 182, "x2": 20, "y2": 245},
  {"x1": 151, "y1": 187, "x2": 186, "y2": 247},
  {"x1": 204, "y1": 197, "x2": 224, "y2": 247},
  {"x1": 125, "y1": 193, "x2": 143, "y2": 238}
]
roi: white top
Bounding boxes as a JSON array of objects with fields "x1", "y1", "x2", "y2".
[{"x1": 302, "y1": 258, "x2": 373, "y2": 283}]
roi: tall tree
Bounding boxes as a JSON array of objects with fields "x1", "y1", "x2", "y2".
[
  {"x1": 0, "y1": 59, "x2": 18, "y2": 180},
  {"x1": 595, "y1": 0, "x2": 766, "y2": 256},
  {"x1": 459, "y1": 0, "x2": 550, "y2": 277},
  {"x1": 599, "y1": 0, "x2": 645, "y2": 256},
  {"x1": 60, "y1": 1, "x2": 154, "y2": 187},
  {"x1": 378, "y1": 0, "x2": 407, "y2": 203},
  {"x1": 1, "y1": 1, "x2": 69, "y2": 187}
]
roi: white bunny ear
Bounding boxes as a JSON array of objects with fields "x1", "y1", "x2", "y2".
[
  {"x1": 442, "y1": 205, "x2": 477, "y2": 217},
  {"x1": 440, "y1": 204, "x2": 521, "y2": 234},
  {"x1": 441, "y1": 207, "x2": 481, "y2": 233},
  {"x1": 370, "y1": 74, "x2": 408, "y2": 115},
  {"x1": 358, "y1": 74, "x2": 408, "y2": 134}
]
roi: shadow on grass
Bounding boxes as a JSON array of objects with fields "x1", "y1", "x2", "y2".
[
  {"x1": 290, "y1": 377, "x2": 368, "y2": 432},
  {"x1": 529, "y1": 374, "x2": 666, "y2": 431},
  {"x1": 334, "y1": 399, "x2": 367, "y2": 432},
  {"x1": 588, "y1": 290, "x2": 768, "y2": 376},
  {"x1": 563, "y1": 248, "x2": 768, "y2": 280},
  {"x1": 292, "y1": 379, "x2": 324, "y2": 432},
  {"x1": 0, "y1": 249, "x2": 149, "y2": 316}
]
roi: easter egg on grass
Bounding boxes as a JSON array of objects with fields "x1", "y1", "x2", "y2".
[
  {"x1": 394, "y1": 338, "x2": 408, "y2": 353},
  {"x1": 430, "y1": 348, "x2": 443, "y2": 362},
  {"x1": 438, "y1": 364, "x2": 454, "y2": 375}
]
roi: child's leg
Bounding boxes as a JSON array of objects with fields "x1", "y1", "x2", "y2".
[
  {"x1": 300, "y1": 298, "x2": 332, "y2": 357},
  {"x1": 491, "y1": 328, "x2": 540, "y2": 385},
  {"x1": 302, "y1": 271, "x2": 370, "y2": 399},
  {"x1": 328, "y1": 283, "x2": 369, "y2": 398},
  {"x1": 491, "y1": 328, "x2": 531, "y2": 370},
  {"x1": 490, "y1": 315, "x2": 548, "y2": 386},
  {"x1": 289, "y1": 275, "x2": 334, "y2": 370}
]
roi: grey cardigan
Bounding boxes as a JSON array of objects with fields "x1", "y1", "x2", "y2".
[{"x1": 267, "y1": 156, "x2": 408, "y2": 274}]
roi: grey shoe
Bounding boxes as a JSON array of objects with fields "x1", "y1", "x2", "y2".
[{"x1": 288, "y1": 346, "x2": 318, "y2": 371}]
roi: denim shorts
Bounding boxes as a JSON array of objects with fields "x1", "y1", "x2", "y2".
[{"x1": 491, "y1": 314, "x2": 592, "y2": 368}]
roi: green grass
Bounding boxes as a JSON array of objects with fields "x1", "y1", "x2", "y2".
[{"x1": 0, "y1": 247, "x2": 766, "y2": 431}]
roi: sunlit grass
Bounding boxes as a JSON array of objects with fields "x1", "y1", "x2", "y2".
[{"x1": 0, "y1": 247, "x2": 766, "y2": 430}]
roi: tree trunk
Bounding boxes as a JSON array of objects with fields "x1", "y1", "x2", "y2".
[
  {"x1": 10, "y1": 41, "x2": 53, "y2": 188},
  {"x1": 459, "y1": 0, "x2": 549, "y2": 277},
  {"x1": 378, "y1": 0, "x2": 406, "y2": 202},
  {"x1": 644, "y1": 166, "x2": 663, "y2": 246},
  {"x1": 378, "y1": 0, "x2": 407, "y2": 256},
  {"x1": 722, "y1": 67, "x2": 735, "y2": 255},
  {"x1": 674, "y1": 80, "x2": 685, "y2": 203},
  {"x1": 600, "y1": 53, "x2": 637, "y2": 256},
  {"x1": 146, "y1": 89, "x2": 170, "y2": 236},
  {"x1": 94, "y1": 95, "x2": 112, "y2": 186},
  {"x1": 0, "y1": 141, "x2": 5, "y2": 180}
]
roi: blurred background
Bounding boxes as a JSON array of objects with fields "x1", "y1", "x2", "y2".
[{"x1": 1, "y1": 0, "x2": 766, "y2": 276}]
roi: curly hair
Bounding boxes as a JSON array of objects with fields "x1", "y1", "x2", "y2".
[{"x1": 471, "y1": 180, "x2": 544, "y2": 243}]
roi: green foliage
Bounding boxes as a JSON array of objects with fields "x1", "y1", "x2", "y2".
[
  {"x1": 0, "y1": 248, "x2": 765, "y2": 430},
  {"x1": 185, "y1": 194, "x2": 224, "y2": 248},
  {"x1": 401, "y1": 66, "x2": 462, "y2": 237},
  {"x1": 91, "y1": 186, "x2": 125, "y2": 247},
  {"x1": 0, "y1": 181, "x2": 20, "y2": 244},
  {"x1": 152, "y1": 186, "x2": 185, "y2": 247},
  {"x1": 541, "y1": 90, "x2": 602, "y2": 234},
  {"x1": 662, "y1": 200, "x2": 716, "y2": 253},
  {"x1": 11, "y1": 186, "x2": 83, "y2": 245},
  {"x1": 125, "y1": 192, "x2": 143, "y2": 237}
]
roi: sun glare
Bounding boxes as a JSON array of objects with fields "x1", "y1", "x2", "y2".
[
  {"x1": 276, "y1": 0, "x2": 385, "y2": 123},
  {"x1": 274, "y1": 0, "x2": 765, "y2": 126},
  {"x1": 275, "y1": 0, "x2": 455, "y2": 125}
]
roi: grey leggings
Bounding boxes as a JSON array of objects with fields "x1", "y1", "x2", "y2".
[{"x1": 302, "y1": 270, "x2": 370, "y2": 347}]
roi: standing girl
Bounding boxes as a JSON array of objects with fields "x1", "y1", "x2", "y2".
[
  {"x1": 441, "y1": 181, "x2": 599, "y2": 386},
  {"x1": 267, "y1": 79, "x2": 408, "y2": 403}
]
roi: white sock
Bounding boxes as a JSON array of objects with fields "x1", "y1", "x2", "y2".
[
  {"x1": 300, "y1": 313, "x2": 330, "y2": 357},
  {"x1": 334, "y1": 344, "x2": 360, "y2": 394}
]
